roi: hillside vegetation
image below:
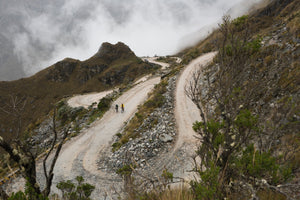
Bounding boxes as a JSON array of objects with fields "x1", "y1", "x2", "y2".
[{"x1": 179, "y1": 0, "x2": 299, "y2": 199}]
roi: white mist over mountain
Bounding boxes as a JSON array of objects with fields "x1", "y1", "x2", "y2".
[{"x1": 0, "y1": 0, "x2": 262, "y2": 80}]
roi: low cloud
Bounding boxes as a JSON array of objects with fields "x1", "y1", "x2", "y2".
[{"x1": 0, "y1": 0, "x2": 262, "y2": 80}]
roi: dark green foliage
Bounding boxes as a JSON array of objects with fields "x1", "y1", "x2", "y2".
[
  {"x1": 116, "y1": 164, "x2": 135, "y2": 176},
  {"x1": 8, "y1": 180, "x2": 48, "y2": 200},
  {"x1": 56, "y1": 176, "x2": 95, "y2": 200},
  {"x1": 56, "y1": 180, "x2": 75, "y2": 197},
  {"x1": 161, "y1": 169, "x2": 174, "y2": 183},
  {"x1": 112, "y1": 142, "x2": 122, "y2": 150},
  {"x1": 234, "y1": 109, "x2": 258, "y2": 130},
  {"x1": 57, "y1": 102, "x2": 85, "y2": 125},
  {"x1": 190, "y1": 163, "x2": 221, "y2": 200},
  {"x1": 234, "y1": 144, "x2": 293, "y2": 184},
  {"x1": 97, "y1": 97, "x2": 112, "y2": 111},
  {"x1": 144, "y1": 82, "x2": 167, "y2": 109},
  {"x1": 8, "y1": 192, "x2": 27, "y2": 200},
  {"x1": 144, "y1": 93, "x2": 165, "y2": 108},
  {"x1": 235, "y1": 144, "x2": 278, "y2": 180},
  {"x1": 182, "y1": 48, "x2": 200, "y2": 64},
  {"x1": 246, "y1": 36, "x2": 262, "y2": 53},
  {"x1": 232, "y1": 15, "x2": 248, "y2": 29}
]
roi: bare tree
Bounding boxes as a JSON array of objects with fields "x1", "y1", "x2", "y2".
[
  {"x1": 0, "y1": 96, "x2": 70, "y2": 199},
  {"x1": 185, "y1": 15, "x2": 260, "y2": 182}
]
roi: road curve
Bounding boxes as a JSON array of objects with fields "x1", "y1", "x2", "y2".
[
  {"x1": 36, "y1": 76, "x2": 161, "y2": 198},
  {"x1": 67, "y1": 90, "x2": 114, "y2": 109},
  {"x1": 174, "y1": 52, "x2": 217, "y2": 148},
  {"x1": 136, "y1": 52, "x2": 217, "y2": 185},
  {"x1": 6, "y1": 53, "x2": 216, "y2": 198}
]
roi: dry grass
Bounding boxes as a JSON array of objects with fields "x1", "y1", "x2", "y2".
[{"x1": 135, "y1": 186, "x2": 194, "y2": 200}]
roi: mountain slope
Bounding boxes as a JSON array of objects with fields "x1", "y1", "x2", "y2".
[
  {"x1": 178, "y1": 0, "x2": 299, "y2": 198},
  {"x1": 0, "y1": 42, "x2": 159, "y2": 141}
]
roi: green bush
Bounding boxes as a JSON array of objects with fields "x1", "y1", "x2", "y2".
[
  {"x1": 8, "y1": 180, "x2": 48, "y2": 200},
  {"x1": 97, "y1": 97, "x2": 112, "y2": 111},
  {"x1": 161, "y1": 169, "x2": 174, "y2": 183},
  {"x1": 116, "y1": 164, "x2": 135, "y2": 176},
  {"x1": 56, "y1": 176, "x2": 95, "y2": 200},
  {"x1": 246, "y1": 36, "x2": 262, "y2": 53},
  {"x1": 8, "y1": 191, "x2": 27, "y2": 200},
  {"x1": 57, "y1": 104, "x2": 71, "y2": 125},
  {"x1": 190, "y1": 162, "x2": 222, "y2": 200},
  {"x1": 234, "y1": 109, "x2": 258, "y2": 130},
  {"x1": 57, "y1": 104, "x2": 86, "y2": 125},
  {"x1": 234, "y1": 144, "x2": 280, "y2": 183}
]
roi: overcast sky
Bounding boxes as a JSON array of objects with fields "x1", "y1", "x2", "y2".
[{"x1": 0, "y1": 0, "x2": 262, "y2": 80}]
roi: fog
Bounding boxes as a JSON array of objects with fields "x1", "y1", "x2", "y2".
[{"x1": 0, "y1": 0, "x2": 262, "y2": 80}]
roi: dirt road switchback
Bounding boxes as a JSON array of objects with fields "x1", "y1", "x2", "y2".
[
  {"x1": 175, "y1": 52, "x2": 217, "y2": 148},
  {"x1": 170, "y1": 52, "x2": 217, "y2": 181},
  {"x1": 36, "y1": 76, "x2": 161, "y2": 198}
]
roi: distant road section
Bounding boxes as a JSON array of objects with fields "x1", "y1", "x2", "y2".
[{"x1": 67, "y1": 90, "x2": 114, "y2": 108}]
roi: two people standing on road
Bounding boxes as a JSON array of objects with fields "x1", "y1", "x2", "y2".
[{"x1": 115, "y1": 103, "x2": 124, "y2": 113}]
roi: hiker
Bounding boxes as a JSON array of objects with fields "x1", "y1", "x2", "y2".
[
  {"x1": 121, "y1": 103, "x2": 124, "y2": 113},
  {"x1": 115, "y1": 104, "x2": 119, "y2": 112}
]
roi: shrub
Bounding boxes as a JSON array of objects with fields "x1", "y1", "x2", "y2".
[
  {"x1": 56, "y1": 176, "x2": 95, "y2": 200},
  {"x1": 8, "y1": 180, "x2": 48, "y2": 200},
  {"x1": 246, "y1": 36, "x2": 262, "y2": 53},
  {"x1": 97, "y1": 97, "x2": 112, "y2": 111},
  {"x1": 190, "y1": 162, "x2": 222, "y2": 200},
  {"x1": 234, "y1": 144, "x2": 281, "y2": 183}
]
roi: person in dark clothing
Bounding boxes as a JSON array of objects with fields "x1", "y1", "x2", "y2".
[{"x1": 115, "y1": 104, "x2": 119, "y2": 112}]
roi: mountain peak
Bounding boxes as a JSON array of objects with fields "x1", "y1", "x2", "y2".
[{"x1": 94, "y1": 42, "x2": 136, "y2": 63}]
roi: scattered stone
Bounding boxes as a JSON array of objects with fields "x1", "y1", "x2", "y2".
[
  {"x1": 98, "y1": 76, "x2": 177, "y2": 171},
  {"x1": 159, "y1": 134, "x2": 173, "y2": 143}
]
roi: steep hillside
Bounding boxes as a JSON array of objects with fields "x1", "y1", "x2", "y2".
[
  {"x1": 0, "y1": 42, "x2": 159, "y2": 141},
  {"x1": 178, "y1": 0, "x2": 299, "y2": 199}
]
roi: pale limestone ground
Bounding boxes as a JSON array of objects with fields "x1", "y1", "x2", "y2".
[{"x1": 67, "y1": 90, "x2": 114, "y2": 109}]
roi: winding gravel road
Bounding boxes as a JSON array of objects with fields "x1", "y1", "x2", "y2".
[
  {"x1": 46, "y1": 52, "x2": 216, "y2": 197},
  {"x1": 172, "y1": 52, "x2": 217, "y2": 181},
  {"x1": 175, "y1": 52, "x2": 217, "y2": 148},
  {"x1": 37, "y1": 76, "x2": 161, "y2": 198},
  {"x1": 6, "y1": 52, "x2": 216, "y2": 199},
  {"x1": 140, "y1": 52, "x2": 217, "y2": 184}
]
